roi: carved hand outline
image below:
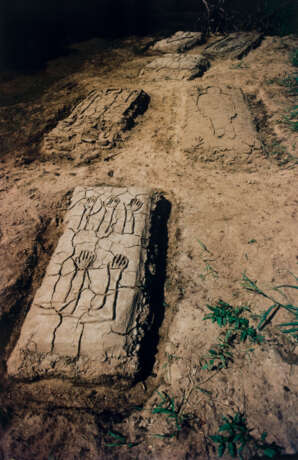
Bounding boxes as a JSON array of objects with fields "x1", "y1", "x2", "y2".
[
  {"x1": 105, "y1": 196, "x2": 120, "y2": 209},
  {"x1": 109, "y1": 254, "x2": 129, "y2": 271},
  {"x1": 128, "y1": 198, "x2": 143, "y2": 213},
  {"x1": 74, "y1": 250, "x2": 96, "y2": 270},
  {"x1": 84, "y1": 196, "x2": 98, "y2": 210}
]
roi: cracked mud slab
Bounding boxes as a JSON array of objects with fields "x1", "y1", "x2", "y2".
[
  {"x1": 141, "y1": 54, "x2": 210, "y2": 81},
  {"x1": 203, "y1": 32, "x2": 263, "y2": 59},
  {"x1": 42, "y1": 88, "x2": 150, "y2": 161},
  {"x1": 7, "y1": 186, "x2": 155, "y2": 385},
  {"x1": 150, "y1": 31, "x2": 204, "y2": 54},
  {"x1": 181, "y1": 85, "x2": 261, "y2": 163}
]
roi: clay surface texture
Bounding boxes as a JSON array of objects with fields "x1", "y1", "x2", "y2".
[
  {"x1": 8, "y1": 186, "x2": 153, "y2": 384},
  {"x1": 182, "y1": 86, "x2": 261, "y2": 161},
  {"x1": 151, "y1": 31, "x2": 204, "y2": 54},
  {"x1": 141, "y1": 54, "x2": 209, "y2": 81},
  {"x1": 42, "y1": 88, "x2": 149, "y2": 160},
  {"x1": 203, "y1": 32, "x2": 263, "y2": 59}
]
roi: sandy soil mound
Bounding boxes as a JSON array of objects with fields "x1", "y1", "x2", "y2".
[{"x1": 0, "y1": 33, "x2": 297, "y2": 459}]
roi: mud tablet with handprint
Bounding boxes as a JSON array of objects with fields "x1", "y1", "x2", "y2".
[{"x1": 7, "y1": 186, "x2": 154, "y2": 384}]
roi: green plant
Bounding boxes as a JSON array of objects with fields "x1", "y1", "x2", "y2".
[
  {"x1": 203, "y1": 300, "x2": 264, "y2": 344},
  {"x1": 291, "y1": 49, "x2": 298, "y2": 67},
  {"x1": 201, "y1": 300, "x2": 263, "y2": 371},
  {"x1": 197, "y1": 239, "x2": 219, "y2": 280},
  {"x1": 210, "y1": 412, "x2": 282, "y2": 458},
  {"x1": 105, "y1": 431, "x2": 139, "y2": 448},
  {"x1": 201, "y1": 339, "x2": 234, "y2": 370},
  {"x1": 283, "y1": 105, "x2": 298, "y2": 132},
  {"x1": 242, "y1": 273, "x2": 298, "y2": 342},
  {"x1": 152, "y1": 392, "x2": 192, "y2": 439}
]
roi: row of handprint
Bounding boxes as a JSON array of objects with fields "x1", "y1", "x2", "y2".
[
  {"x1": 66, "y1": 187, "x2": 146, "y2": 238},
  {"x1": 7, "y1": 186, "x2": 154, "y2": 384}
]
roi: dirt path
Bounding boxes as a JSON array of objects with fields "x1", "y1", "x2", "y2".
[{"x1": 0, "y1": 34, "x2": 297, "y2": 459}]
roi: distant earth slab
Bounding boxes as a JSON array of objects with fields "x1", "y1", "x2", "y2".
[
  {"x1": 203, "y1": 32, "x2": 263, "y2": 59},
  {"x1": 42, "y1": 89, "x2": 150, "y2": 161},
  {"x1": 8, "y1": 186, "x2": 157, "y2": 385},
  {"x1": 182, "y1": 85, "x2": 261, "y2": 162},
  {"x1": 151, "y1": 31, "x2": 204, "y2": 54},
  {"x1": 141, "y1": 54, "x2": 210, "y2": 81}
]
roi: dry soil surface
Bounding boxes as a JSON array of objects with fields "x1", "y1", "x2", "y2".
[{"x1": 0, "y1": 33, "x2": 297, "y2": 460}]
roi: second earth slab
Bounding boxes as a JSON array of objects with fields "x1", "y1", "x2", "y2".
[
  {"x1": 181, "y1": 85, "x2": 261, "y2": 161},
  {"x1": 141, "y1": 54, "x2": 210, "y2": 81},
  {"x1": 42, "y1": 88, "x2": 150, "y2": 161}
]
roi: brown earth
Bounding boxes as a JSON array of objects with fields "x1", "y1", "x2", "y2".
[{"x1": 0, "y1": 33, "x2": 297, "y2": 459}]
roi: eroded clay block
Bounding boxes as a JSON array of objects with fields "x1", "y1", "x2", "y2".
[
  {"x1": 141, "y1": 54, "x2": 209, "y2": 81},
  {"x1": 182, "y1": 86, "x2": 261, "y2": 159},
  {"x1": 42, "y1": 89, "x2": 150, "y2": 160},
  {"x1": 203, "y1": 32, "x2": 263, "y2": 59},
  {"x1": 151, "y1": 31, "x2": 204, "y2": 54},
  {"x1": 8, "y1": 186, "x2": 156, "y2": 385}
]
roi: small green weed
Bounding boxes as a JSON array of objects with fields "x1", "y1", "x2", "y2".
[
  {"x1": 263, "y1": 140, "x2": 292, "y2": 164},
  {"x1": 210, "y1": 412, "x2": 282, "y2": 459},
  {"x1": 283, "y1": 105, "x2": 298, "y2": 132},
  {"x1": 201, "y1": 338, "x2": 234, "y2": 371},
  {"x1": 105, "y1": 431, "x2": 139, "y2": 448},
  {"x1": 152, "y1": 392, "x2": 191, "y2": 439},
  {"x1": 197, "y1": 239, "x2": 219, "y2": 280},
  {"x1": 201, "y1": 300, "x2": 263, "y2": 371},
  {"x1": 203, "y1": 300, "x2": 264, "y2": 344},
  {"x1": 242, "y1": 273, "x2": 298, "y2": 342},
  {"x1": 291, "y1": 48, "x2": 298, "y2": 67}
]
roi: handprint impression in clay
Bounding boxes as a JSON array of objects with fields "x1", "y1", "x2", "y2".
[
  {"x1": 78, "y1": 196, "x2": 103, "y2": 231},
  {"x1": 97, "y1": 196, "x2": 120, "y2": 237},
  {"x1": 78, "y1": 195, "x2": 120, "y2": 237},
  {"x1": 42, "y1": 251, "x2": 129, "y2": 355},
  {"x1": 82, "y1": 254, "x2": 129, "y2": 323},
  {"x1": 123, "y1": 198, "x2": 143, "y2": 234},
  {"x1": 50, "y1": 250, "x2": 96, "y2": 316}
]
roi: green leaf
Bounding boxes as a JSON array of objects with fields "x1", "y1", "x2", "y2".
[
  {"x1": 209, "y1": 349, "x2": 217, "y2": 356},
  {"x1": 108, "y1": 431, "x2": 125, "y2": 441},
  {"x1": 219, "y1": 423, "x2": 233, "y2": 432},
  {"x1": 261, "y1": 431, "x2": 268, "y2": 441},
  {"x1": 257, "y1": 304, "x2": 278, "y2": 330},
  {"x1": 263, "y1": 447, "x2": 278, "y2": 458},
  {"x1": 218, "y1": 443, "x2": 226, "y2": 457},
  {"x1": 280, "y1": 328, "x2": 298, "y2": 333},
  {"x1": 197, "y1": 239, "x2": 210, "y2": 252},
  {"x1": 228, "y1": 442, "x2": 237, "y2": 457}
]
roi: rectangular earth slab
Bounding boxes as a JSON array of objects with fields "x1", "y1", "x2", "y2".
[
  {"x1": 42, "y1": 88, "x2": 150, "y2": 161},
  {"x1": 181, "y1": 85, "x2": 261, "y2": 161},
  {"x1": 150, "y1": 31, "x2": 204, "y2": 54},
  {"x1": 203, "y1": 32, "x2": 263, "y2": 60},
  {"x1": 8, "y1": 186, "x2": 155, "y2": 385},
  {"x1": 141, "y1": 54, "x2": 210, "y2": 81}
]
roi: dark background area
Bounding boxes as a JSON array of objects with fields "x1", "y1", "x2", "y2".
[{"x1": 0, "y1": 0, "x2": 297, "y2": 71}]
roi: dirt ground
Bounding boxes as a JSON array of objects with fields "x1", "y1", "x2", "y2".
[{"x1": 0, "y1": 33, "x2": 297, "y2": 459}]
